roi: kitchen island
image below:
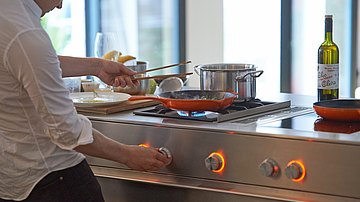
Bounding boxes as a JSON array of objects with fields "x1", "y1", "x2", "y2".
[{"x1": 81, "y1": 94, "x2": 360, "y2": 202}]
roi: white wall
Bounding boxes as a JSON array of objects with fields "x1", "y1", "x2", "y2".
[{"x1": 185, "y1": 0, "x2": 224, "y2": 88}]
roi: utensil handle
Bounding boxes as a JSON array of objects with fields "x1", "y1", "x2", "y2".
[
  {"x1": 133, "y1": 72, "x2": 193, "y2": 81},
  {"x1": 135, "y1": 60, "x2": 191, "y2": 75},
  {"x1": 128, "y1": 96, "x2": 162, "y2": 102}
]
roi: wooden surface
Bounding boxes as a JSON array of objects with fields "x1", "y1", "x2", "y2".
[{"x1": 75, "y1": 100, "x2": 159, "y2": 114}]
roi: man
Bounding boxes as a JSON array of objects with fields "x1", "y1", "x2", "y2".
[{"x1": 0, "y1": 0, "x2": 168, "y2": 201}]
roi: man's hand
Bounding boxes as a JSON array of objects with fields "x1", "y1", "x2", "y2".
[
  {"x1": 96, "y1": 59, "x2": 140, "y2": 88},
  {"x1": 122, "y1": 145, "x2": 169, "y2": 171}
]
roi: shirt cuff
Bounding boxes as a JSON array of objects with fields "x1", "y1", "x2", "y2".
[{"x1": 76, "y1": 114, "x2": 94, "y2": 146}]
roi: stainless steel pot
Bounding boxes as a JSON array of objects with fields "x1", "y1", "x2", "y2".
[
  {"x1": 114, "y1": 61, "x2": 150, "y2": 95},
  {"x1": 194, "y1": 63, "x2": 263, "y2": 100}
]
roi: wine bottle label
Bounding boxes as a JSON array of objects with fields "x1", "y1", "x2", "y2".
[{"x1": 317, "y1": 64, "x2": 339, "y2": 89}]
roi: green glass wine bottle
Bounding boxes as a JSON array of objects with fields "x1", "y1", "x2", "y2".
[{"x1": 317, "y1": 15, "x2": 339, "y2": 101}]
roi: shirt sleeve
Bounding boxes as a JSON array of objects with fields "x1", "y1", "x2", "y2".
[{"x1": 4, "y1": 29, "x2": 93, "y2": 150}]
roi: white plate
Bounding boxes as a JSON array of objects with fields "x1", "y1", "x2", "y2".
[{"x1": 70, "y1": 92, "x2": 130, "y2": 108}]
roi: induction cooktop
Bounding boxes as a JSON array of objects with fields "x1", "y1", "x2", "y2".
[{"x1": 261, "y1": 112, "x2": 360, "y2": 134}]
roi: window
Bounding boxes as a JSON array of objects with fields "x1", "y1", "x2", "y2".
[
  {"x1": 93, "y1": 0, "x2": 182, "y2": 74},
  {"x1": 223, "y1": 0, "x2": 281, "y2": 97},
  {"x1": 290, "y1": 0, "x2": 353, "y2": 97},
  {"x1": 41, "y1": 0, "x2": 86, "y2": 56},
  {"x1": 41, "y1": 1, "x2": 87, "y2": 90},
  {"x1": 222, "y1": 0, "x2": 358, "y2": 98},
  {"x1": 43, "y1": 0, "x2": 182, "y2": 75},
  {"x1": 42, "y1": 0, "x2": 359, "y2": 97}
]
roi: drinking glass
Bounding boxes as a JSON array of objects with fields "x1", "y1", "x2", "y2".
[
  {"x1": 93, "y1": 32, "x2": 120, "y2": 91},
  {"x1": 94, "y1": 32, "x2": 119, "y2": 58}
]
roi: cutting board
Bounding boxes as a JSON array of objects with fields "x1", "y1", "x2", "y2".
[{"x1": 75, "y1": 100, "x2": 159, "y2": 114}]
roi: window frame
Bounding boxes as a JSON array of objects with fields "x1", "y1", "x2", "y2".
[{"x1": 85, "y1": 0, "x2": 101, "y2": 57}]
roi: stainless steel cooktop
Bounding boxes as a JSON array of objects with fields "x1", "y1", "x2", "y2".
[
  {"x1": 85, "y1": 93, "x2": 360, "y2": 144},
  {"x1": 133, "y1": 99, "x2": 292, "y2": 122}
]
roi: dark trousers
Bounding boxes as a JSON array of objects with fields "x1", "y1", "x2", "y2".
[{"x1": 0, "y1": 160, "x2": 105, "y2": 202}]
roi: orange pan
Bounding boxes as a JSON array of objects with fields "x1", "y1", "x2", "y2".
[
  {"x1": 128, "y1": 90, "x2": 236, "y2": 112},
  {"x1": 313, "y1": 99, "x2": 360, "y2": 121}
]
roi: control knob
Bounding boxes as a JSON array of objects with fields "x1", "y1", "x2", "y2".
[
  {"x1": 158, "y1": 147, "x2": 172, "y2": 166},
  {"x1": 285, "y1": 160, "x2": 306, "y2": 182},
  {"x1": 205, "y1": 152, "x2": 224, "y2": 172},
  {"x1": 259, "y1": 158, "x2": 280, "y2": 177}
]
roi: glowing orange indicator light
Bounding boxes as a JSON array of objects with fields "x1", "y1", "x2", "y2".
[
  {"x1": 211, "y1": 152, "x2": 226, "y2": 173},
  {"x1": 287, "y1": 160, "x2": 306, "y2": 182},
  {"x1": 139, "y1": 143, "x2": 150, "y2": 148}
]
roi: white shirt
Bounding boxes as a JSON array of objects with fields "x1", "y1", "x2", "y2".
[{"x1": 0, "y1": 0, "x2": 94, "y2": 200}]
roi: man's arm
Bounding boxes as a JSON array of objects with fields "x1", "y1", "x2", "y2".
[
  {"x1": 58, "y1": 56, "x2": 101, "y2": 77},
  {"x1": 74, "y1": 129, "x2": 168, "y2": 171},
  {"x1": 58, "y1": 56, "x2": 139, "y2": 87}
]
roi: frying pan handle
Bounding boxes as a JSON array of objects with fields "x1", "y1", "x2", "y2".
[
  {"x1": 193, "y1": 64, "x2": 201, "y2": 76},
  {"x1": 128, "y1": 96, "x2": 162, "y2": 102}
]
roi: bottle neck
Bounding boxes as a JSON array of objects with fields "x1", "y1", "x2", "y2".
[
  {"x1": 324, "y1": 17, "x2": 333, "y2": 41},
  {"x1": 325, "y1": 32, "x2": 333, "y2": 41}
]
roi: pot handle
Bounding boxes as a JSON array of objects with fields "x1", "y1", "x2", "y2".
[
  {"x1": 235, "y1": 70, "x2": 264, "y2": 81},
  {"x1": 193, "y1": 65, "x2": 201, "y2": 76}
]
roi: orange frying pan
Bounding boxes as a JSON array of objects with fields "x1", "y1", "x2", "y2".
[
  {"x1": 313, "y1": 99, "x2": 360, "y2": 121},
  {"x1": 128, "y1": 90, "x2": 236, "y2": 112}
]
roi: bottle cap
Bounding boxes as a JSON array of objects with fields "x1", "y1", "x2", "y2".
[{"x1": 325, "y1": 15, "x2": 333, "y2": 18}]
